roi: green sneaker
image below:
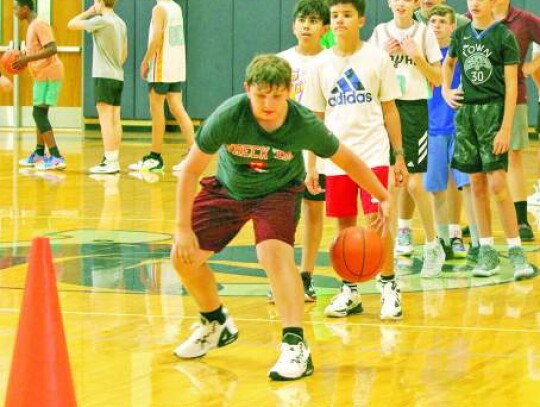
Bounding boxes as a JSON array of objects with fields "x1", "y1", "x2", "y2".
[
  {"x1": 472, "y1": 245, "x2": 500, "y2": 277},
  {"x1": 508, "y1": 246, "x2": 536, "y2": 280}
]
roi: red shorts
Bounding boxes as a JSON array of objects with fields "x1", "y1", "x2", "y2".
[
  {"x1": 192, "y1": 177, "x2": 303, "y2": 252},
  {"x1": 325, "y1": 166, "x2": 389, "y2": 217}
]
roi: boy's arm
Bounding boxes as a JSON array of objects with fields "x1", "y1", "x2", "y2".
[
  {"x1": 493, "y1": 64, "x2": 518, "y2": 155},
  {"x1": 13, "y1": 42, "x2": 58, "y2": 70},
  {"x1": 140, "y1": 5, "x2": 166, "y2": 80},
  {"x1": 67, "y1": 6, "x2": 98, "y2": 30},
  {"x1": 381, "y1": 100, "x2": 407, "y2": 187},
  {"x1": 401, "y1": 36, "x2": 442, "y2": 86},
  {"x1": 121, "y1": 32, "x2": 128, "y2": 66},
  {"x1": 0, "y1": 74, "x2": 13, "y2": 93},
  {"x1": 441, "y1": 55, "x2": 463, "y2": 109},
  {"x1": 305, "y1": 112, "x2": 324, "y2": 195},
  {"x1": 173, "y1": 144, "x2": 214, "y2": 263}
]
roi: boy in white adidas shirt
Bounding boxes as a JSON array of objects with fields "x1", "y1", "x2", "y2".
[
  {"x1": 303, "y1": 0, "x2": 408, "y2": 320},
  {"x1": 369, "y1": 0, "x2": 445, "y2": 278},
  {"x1": 272, "y1": 0, "x2": 329, "y2": 303}
]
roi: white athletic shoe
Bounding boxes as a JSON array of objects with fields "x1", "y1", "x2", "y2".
[
  {"x1": 380, "y1": 279, "x2": 403, "y2": 320},
  {"x1": 324, "y1": 284, "x2": 363, "y2": 318},
  {"x1": 420, "y1": 241, "x2": 445, "y2": 278},
  {"x1": 173, "y1": 312, "x2": 239, "y2": 359},
  {"x1": 89, "y1": 159, "x2": 120, "y2": 174},
  {"x1": 268, "y1": 334, "x2": 314, "y2": 381},
  {"x1": 395, "y1": 227, "x2": 414, "y2": 256}
]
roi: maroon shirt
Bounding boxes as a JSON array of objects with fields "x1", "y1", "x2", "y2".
[{"x1": 466, "y1": 6, "x2": 540, "y2": 103}]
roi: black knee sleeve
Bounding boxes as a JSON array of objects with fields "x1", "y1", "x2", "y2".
[{"x1": 32, "y1": 106, "x2": 52, "y2": 134}]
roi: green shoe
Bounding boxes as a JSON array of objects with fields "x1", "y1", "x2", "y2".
[
  {"x1": 508, "y1": 246, "x2": 536, "y2": 280},
  {"x1": 466, "y1": 245, "x2": 480, "y2": 265},
  {"x1": 472, "y1": 245, "x2": 500, "y2": 277}
]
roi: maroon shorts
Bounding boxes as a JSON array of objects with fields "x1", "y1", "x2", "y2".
[
  {"x1": 325, "y1": 166, "x2": 389, "y2": 217},
  {"x1": 192, "y1": 177, "x2": 303, "y2": 252}
]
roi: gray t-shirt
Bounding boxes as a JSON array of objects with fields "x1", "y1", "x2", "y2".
[{"x1": 83, "y1": 13, "x2": 127, "y2": 81}]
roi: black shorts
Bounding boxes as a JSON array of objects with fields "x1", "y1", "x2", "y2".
[
  {"x1": 392, "y1": 99, "x2": 429, "y2": 173},
  {"x1": 94, "y1": 78, "x2": 123, "y2": 106},
  {"x1": 303, "y1": 174, "x2": 326, "y2": 201},
  {"x1": 148, "y1": 81, "x2": 183, "y2": 95},
  {"x1": 452, "y1": 102, "x2": 507, "y2": 173}
]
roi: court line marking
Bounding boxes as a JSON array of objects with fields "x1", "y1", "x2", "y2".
[{"x1": 0, "y1": 307, "x2": 538, "y2": 334}]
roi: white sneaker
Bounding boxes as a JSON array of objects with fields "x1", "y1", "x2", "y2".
[
  {"x1": 173, "y1": 312, "x2": 239, "y2": 358},
  {"x1": 268, "y1": 334, "x2": 314, "y2": 381},
  {"x1": 420, "y1": 241, "x2": 445, "y2": 278},
  {"x1": 395, "y1": 227, "x2": 414, "y2": 256},
  {"x1": 89, "y1": 159, "x2": 120, "y2": 174},
  {"x1": 128, "y1": 155, "x2": 164, "y2": 172},
  {"x1": 324, "y1": 284, "x2": 363, "y2": 318},
  {"x1": 380, "y1": 279, "x2": 402, "y2": 320},
  {"x1": 527, "y1": 184, "x2": 540, "y2": 206}
]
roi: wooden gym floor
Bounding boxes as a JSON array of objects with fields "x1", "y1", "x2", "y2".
[{"x1": 0, "y1": 130, "x2": 540, "y2": 406}]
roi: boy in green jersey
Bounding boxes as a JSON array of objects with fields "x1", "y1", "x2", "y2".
[
  {"x1": 442, "y1": 0, "x2": 534, "y2": 280},
  {"x1": 170, "y1": 54, "x2": 390, "y2": 380}
]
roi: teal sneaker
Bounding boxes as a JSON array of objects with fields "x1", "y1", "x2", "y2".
[
  {"x1": 508, "y1": 246, "x2": 536, "y2": 280},
  {"x1": 472, "y1": 245, "x2": 500, "y2": 277}
]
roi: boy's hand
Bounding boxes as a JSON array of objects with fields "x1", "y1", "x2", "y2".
[
  {"x1": 522, "y1": 62, "x2": 537, "y2": 77},
  {"x1": 400, "y1": 36, "x2": 421, "y2": 60},
  {"x1": 305, "y1": 168, "x2": 324, "y2": 195},
  {"x1": 140, "y1": 61, "x2": 149, "y2": 80},
  {"x1": 11, "y1": 56, "x2": 28, "y2": 71},
  {"x1": 371, "y1": 199, "x2": 390, "y2": 236},
  {"x1": 172, "y1": 226, "x2": 200, "y2": 265},
  {"x1": 86, "y1": 5, "x2": 97, "y2": 15},
  {"x1": 493, "y1": 129, "x2": 510, "y2": 155},
  {"x1": 393, "y1": 157, "x2": 409, "y2": 187},
  {"x1": 384, "y1": 38, "x2": 401, "y2": 55},
  {"x1": 442, "y1": 87, "x2": 463, "y2": 109}
]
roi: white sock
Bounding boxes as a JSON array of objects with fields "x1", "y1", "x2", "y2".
[
  {"x1": 105, "y1": 150, "x2": 119, "y2": 162},
  {"x1": 479, "y1": 237, "x2": 495, "y2": 246},
  {"x1": 449, "y1": 224, "x2": 462, "y2": 239},
  {"x1": 398, "y1": 218, "x2": 412, "y2": 229},
  {"x1": 506, "y1": 237, "x2": 521, "y2": 248}
]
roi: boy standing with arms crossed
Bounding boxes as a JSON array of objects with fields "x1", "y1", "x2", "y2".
[
  {"x1": 14, "y1": 0, "x2": 66, "y2": 171},
  {"x1": 370, "y1": 0, "x2": 445, "y2": 277},
  {"x1": 274, "y1": 0, "x2": 329, "y2": 302},
  {"x1": 303, "y1": 0, "x2": 407, "y2": 319},
  {"x1": 68, "y1": 0, "x2": 128, "y2": 174},
  {"x1": 130, "y1": 0, "x2": 194, "y2": 172},
  {"x1": 171, "y1": 54, "x2": 390, "y2": 380},
  {"x1": 443, "y1": 0, "x2": 534, "y2": 280}
]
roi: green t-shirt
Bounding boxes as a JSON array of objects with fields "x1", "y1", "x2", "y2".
[
  {"x1": 448, "y1": 22, "x2": 520, "y2": 104},
  {"x1": 196, "y1": 94, "x2": 340, "y2": 200},
  {"x1": 413, "y1": 9, "x2": 470, "y2": 28}
]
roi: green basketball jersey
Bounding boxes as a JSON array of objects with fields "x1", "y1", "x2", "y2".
[
  {"x1": 449, "y1": 22, "x2": 520, "y2": 104},
  {"x1": 196, "y1": 94, "x2": 340, "y2": 200}
]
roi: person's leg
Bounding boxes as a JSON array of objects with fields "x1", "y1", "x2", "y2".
[
  {"x1": 167, "y1": 91, "x2": 195, "y2": 146},
  {"x1": 299, "y1": 198, "x2": 324, "y2": 301},
  {"x1": 507, "y1": 105, "x2": 533, "y2": 240},
  {"x1": 149, "y1": 88, "x2": 167, "y2": 154},
  {"x1": 324, "y1": 175, "x2": 363, "y2": 318}
]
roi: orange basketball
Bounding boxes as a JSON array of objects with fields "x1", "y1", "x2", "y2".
[
  {"x1": 329, "y1": 227, "x2": 385, "y2": 283},
  {"x1": 0, "y1": 50, "x2": 23, "y2": 75}
]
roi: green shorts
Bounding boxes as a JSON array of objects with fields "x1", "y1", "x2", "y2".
[
  {"x1": 94, "y1": 78, "x2": 124, "y2": 106},
  {"x1": 452, "y1": 102, "x2": 508, "y2": 174},
  {"x1": 303, "y1": 174, "x2": 326, "y2": 201},
  {"x1": 148, "y1": 81, "x2": 183, "y2": 95},
  {"x1": 33, "y1": 80, "x2": 62, "y2": 106},
  {"x1": 510, "y1": 104, "x2": 528, "y2": 150},
  {"x1": 392, "y1": 99, "x2": 428, "y2": 173}
]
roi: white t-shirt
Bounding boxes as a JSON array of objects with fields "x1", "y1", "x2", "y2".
[
  {"x1": 534, "y1": 43, "x2": 540, "y2": 102},
  {"x1": 369, "y1": 20, "x2": 442, "y2": 100},
  {"x1": 302, "y1": 43, "x2": 401, "y2": 175},
  {"x1": 147, "y1": 1, "x2": 185, "y2": 83},
  {"x1": 279, "y1": 47, "x2": 326, "y2": 173}
]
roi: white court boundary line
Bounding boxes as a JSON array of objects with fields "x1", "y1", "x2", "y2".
[{"x1": 0, "y1": 307, "x2": 539, "y2": 334}]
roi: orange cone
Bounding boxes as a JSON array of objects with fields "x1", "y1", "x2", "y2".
[{"x1": 5, "y1": 237, "x2": 77, "y2": 407}]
